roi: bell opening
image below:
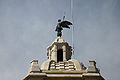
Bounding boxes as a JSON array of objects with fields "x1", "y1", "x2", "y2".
[{"x1": 57, "y1": 49, "x2": 63, "y2": 62}]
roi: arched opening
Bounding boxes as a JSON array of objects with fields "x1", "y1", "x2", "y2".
[{"x1": 57, "y1": 49, "x2": 63, "y2": 62}]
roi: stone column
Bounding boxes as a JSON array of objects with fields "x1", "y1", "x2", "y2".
[
  {"x1": 48, "y1": 49, "x2": 51, "y2": 60},
  {"x1": 51, "y1": 45, "x2": 57, "y2": 62},
  {"x1": 62, "y1": 45, "x2": 67, "y2": 61}
]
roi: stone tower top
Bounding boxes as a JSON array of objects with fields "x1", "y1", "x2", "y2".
[
  {"x1": 23, "y1": 37, "x2": 104, "y2": 80},
  {"x1": 22, "y1": 18, "x2": 105, "y2": 80}
]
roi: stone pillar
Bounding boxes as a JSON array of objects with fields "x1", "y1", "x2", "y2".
[
  {"x1": 48, "y1": 49, "x2": 51, "y2": 60},
  {"x1": 51, "y1": 45, "x2": 57, "y2": 62},
  {"x1": 62, "y1": 45, "x2": 67, "y2": 61}
]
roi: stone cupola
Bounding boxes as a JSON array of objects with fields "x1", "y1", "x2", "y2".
[
  {"x1": 40, "y1": 37, "x2": 86, "y2": 71},
  {"x1": 47, "y1": 37, "x2": 72, "y2": 62}
]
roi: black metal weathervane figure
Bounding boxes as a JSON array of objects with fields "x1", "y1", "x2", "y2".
[{"x1": 55, "y1": 16, "x2": 72, "y2": 37}]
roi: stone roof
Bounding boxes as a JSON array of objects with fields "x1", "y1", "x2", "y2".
[{"x1": 41, "y1": 59, "x2": 86, "y2": 71}]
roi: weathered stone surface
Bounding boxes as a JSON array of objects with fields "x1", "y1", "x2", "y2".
[
  {"x1": 87, "y1": 60, "x2": 99, "y2": 73},
  {"x1": 23, "y1": 37, "x2": 104, "y2": 80},
  {"x1": 29, "y1": 60, "x2": 41, "y2": 73}
]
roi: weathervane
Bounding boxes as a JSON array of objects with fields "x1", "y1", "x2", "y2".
[{"x1": 55, "y1": 16, "x2": 72, "y2": 37}]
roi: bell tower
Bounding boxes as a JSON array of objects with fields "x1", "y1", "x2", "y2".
[
  {"x1": 23, "y1": 37, "x2": 105, "y2": 80},
  {"x1": 22, "y1": 19, "x2": 105, "y2": 80}
]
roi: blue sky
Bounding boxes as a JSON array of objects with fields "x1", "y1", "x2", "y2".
[{"x1": 0, "y1": 0, "x2": 120, "y2": 80}]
